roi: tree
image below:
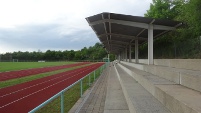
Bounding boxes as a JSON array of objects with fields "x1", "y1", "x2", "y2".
[
  {"x1": 81, "y1": 47, "x2": 88, "y2": 59},
  {"x1": 176, "y1": 0, "x2": 201, "y2": 38},
  {"x1": 145, "y1": 0, "x2": 185, "y2": 19},
  {"x1": 143, "y1": 0, "x2": 201, "y2": 58},
  {"x1": 3, "y1": 42, "x2": 107, "y2": 61},
  {"x1": 67, "y1": 50, "x2": 75, "y2": 60},
  {"x1": 62, "y1": 50, "x2": 69, "y2": 60},
  {"x1": 44, "y1": 50, "x2": 56, "y2": 61},
  {"x1": 74, "y1": 51, "x2": 82, "y2": 60}
]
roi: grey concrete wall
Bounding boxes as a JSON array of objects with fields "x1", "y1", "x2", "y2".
[
  {"x1": 121, "y1": 60, "x2": 201, "y2": 93},
  {"x1": 144, "y1": 65, "x2": 180, "y2": 84},
  {"x1": 180, "y1": 72, "x2": 201, "y2": 92},
  {"x1": 121, "y1": 61, "x2": 144, "y2": 70},
  {"x1": 122, "y1": 61, "x2": 180, "y2": 84},
  {"x1": 155, "y1": 59, "x2": 201, "y2": 71},
  {"x1": 131, "y1": 59, "x2": 148, "y2": 64},
  {"x1": 129, "y1": 59, "x2": 201, "y2": 71}
]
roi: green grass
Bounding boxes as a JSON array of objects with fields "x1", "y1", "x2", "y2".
[
  {"x1": 0, "y1": 62, "x2": 75, "y2": 72},
  {"x1": 0, "y1": 64, "x2": 91, "y2": 89},
  {"x1": 36, "y1": 82, "x2": 81, "y2": 113}
]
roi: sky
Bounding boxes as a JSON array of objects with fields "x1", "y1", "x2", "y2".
[{"x1": 0, "y1": 0, "x2": 152, "y2": 53}]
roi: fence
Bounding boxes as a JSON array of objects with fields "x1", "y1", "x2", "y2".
[
  {"x1": 138, "y1": 37, "x2": 201, "y2": 59},
  {"x1": 29, "y1": 63, "x2": 107, "y2": 113}
]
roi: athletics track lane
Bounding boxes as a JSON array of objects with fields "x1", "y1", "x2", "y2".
[
  {"x1": 0, "y1": 62, "x2": 89, "y2": 81},
  {"x1": 0, "y1": 63, "x2": 103, "y2": 113}
]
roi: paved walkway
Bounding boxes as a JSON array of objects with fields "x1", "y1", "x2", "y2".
[
  {"x1": 70, "y1": 63, "x2": 129, "y2": 113},
  {"x1": 79, "y1": 68, "x2": 108, "y2": 113},
  {"x1": 69, "y1": 65, "x2": 109, "y2": 113}
]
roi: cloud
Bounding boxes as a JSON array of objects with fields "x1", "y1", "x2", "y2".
[
  {"x1": 0, "y1": 0, "x2": 152, "y2": 53},
  {"x1": 0, "y1": 23, "x2": 98, "y2": 53}
]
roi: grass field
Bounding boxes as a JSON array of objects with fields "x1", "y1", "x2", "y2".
[{"x1": 0, "y1": 62, "x2": 75, "y2": 72}]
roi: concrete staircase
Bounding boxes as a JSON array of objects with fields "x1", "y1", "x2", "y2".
[
  {"x1": 116, "y1": 59, "x2": 201, "y2": 113},
  {"x1": 115, "y1": 64, "x2": 171, "y2": 113}
]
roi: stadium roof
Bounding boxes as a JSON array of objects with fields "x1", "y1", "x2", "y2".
[{"x1": 86, "y1": 12, "x2": 183, "y2": 55}]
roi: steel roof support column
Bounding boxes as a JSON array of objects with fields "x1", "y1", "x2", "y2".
[
  {"x1": 129, "y1": 44, "x2": 132, "y2": 62},
  {"x1": 120, "y1": 52, "x2": 122, "y2": 61},
  {"x1": 120, "y1": 52, "x2": 123, "y2": 60},
  {"x1": 122, "y1": 51, "x2": 125, "y2": 61},
  {"x1": 148, "y1": 24, "x2": 153, "y2": 65},
  {"x1": 125, "y1": 47, "x2": 127, "y2": 62},
  {"x1": 135, "y1": 40, "x2": 139, "y2": 63}
]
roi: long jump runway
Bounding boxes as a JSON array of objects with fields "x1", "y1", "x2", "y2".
[
  {"x1": 0, "y1": 63, "x2": 103, "y2": 113},
  {"x1": 0, "y1": 62, "x2": 89, "y2": 81}
]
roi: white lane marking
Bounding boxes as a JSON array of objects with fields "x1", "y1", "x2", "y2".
[
  {"x1": 0, "y1": 65, "x2": 99, "y2": 108},
  {"x1": 1, "y1": 66, "x2": 95, "y2": 97},
  {"x1": 0, "y1": 63, "x2": 86, "y2": 80}
]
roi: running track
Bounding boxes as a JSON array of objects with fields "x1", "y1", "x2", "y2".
[
  {"x1": 0, "y1": 63, "x2": 103, "y2": 113},
  {"x1": 0, "y1": 62, "x2": 89, "y2": 81}
]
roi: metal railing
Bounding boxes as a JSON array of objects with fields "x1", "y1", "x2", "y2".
[{"x1": 29, "y1": 63, "x2": 106, "y2": 113}]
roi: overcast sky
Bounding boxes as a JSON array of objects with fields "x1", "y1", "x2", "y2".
[{"x1": 0, "y1": 0, "x2": 152, "y2": 53}]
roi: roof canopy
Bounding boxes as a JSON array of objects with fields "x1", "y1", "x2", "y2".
[{"x1": 86, "y1": 12, "x2": 182, "y2": 54}]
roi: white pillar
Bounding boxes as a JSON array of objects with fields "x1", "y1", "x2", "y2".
[
  {"x1": 129, "y1": 44, "x2": 131, "y2": 62},
  {"x1": 148, "y1": 24, "x2": 153, "y2": 65},
  {"x1": 118, "y1": 53, "x2": 120, "y2": 63},
  {"x1": 135, "y1": 40, "x2": 139, "y2": 63},
  {"x1": 125, "y1": 47, "x2": 127, "y2": 62},
  {"x1": 108, "y1": 53, "x2": 110, "y2": 62}
]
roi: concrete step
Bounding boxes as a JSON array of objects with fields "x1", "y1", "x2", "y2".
[
  {"x1": 143, "y1": 64, "x2": 201, "y2": 93},
  {"x1": 119, "y1": 63, "x2": 201, "y2": 113},
  {"x1": 114, "y1": 64, "x2": 171, "y2": 113},
  {"x1": 121, "y1": 61, "x2": 201, "y2": 93},
  {"x1": 104, "y1": 66, "x2": 129, "y2": 113}
]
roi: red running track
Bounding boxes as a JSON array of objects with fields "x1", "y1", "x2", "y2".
[
  {"x1": 0, "y1": 63, "x2": 104, "y2": 113},
  {"x1": 0, "y1": 62, "x2": 90, "y2": 81}
]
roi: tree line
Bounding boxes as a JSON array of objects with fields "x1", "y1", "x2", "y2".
[
  {"x1": 140, "y1": 0, "x2": 201, "y2": 58},
  {"x1": 0, "y1": 42, "x2": 110, "y2": 62}
]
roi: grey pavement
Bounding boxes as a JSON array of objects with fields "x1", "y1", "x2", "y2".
[
  {"x1": 81, "y1": 68, "x2": 107, "y2": 113},
  {"x1": 70, "y1": 63, "x2": 129, "y2": 113}
]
